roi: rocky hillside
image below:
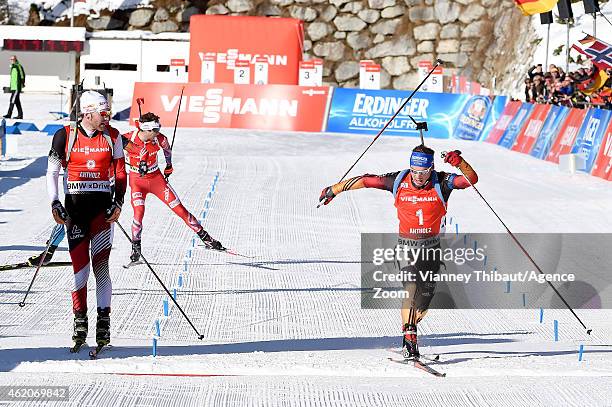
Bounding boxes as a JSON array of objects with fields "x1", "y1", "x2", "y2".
[{"x1": 4, "y1": 0, "x2": 540, "y2": 94}]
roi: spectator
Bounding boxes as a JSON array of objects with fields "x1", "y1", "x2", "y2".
[
  {"x1": 528, "y1": 64, "x2": 544, "y2": 80},
  {"x1": 524, "y1": 78, "x2": 533, "y2": 102},
  {"x1": 524, "y1": 61, "x2": 610, "y2": 110},
  {"x1": 4, "y1": 55, "x2": 25, "y2": 119}
]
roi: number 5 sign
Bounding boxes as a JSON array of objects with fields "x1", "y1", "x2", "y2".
[{"x1": 417, "y1": 61, "x2": 443, "y2": 93}]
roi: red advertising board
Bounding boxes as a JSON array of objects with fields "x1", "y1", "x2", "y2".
[
  {"x1": 188, "y1": 15, "x2": 303, "y2": 85},
  {"x1": 130, "y1": 82, "x2": 330, "y2": 132},
  {"x1": 546, "y1": 108, "x2": 588, "y2": 163},
  {"x1": 591, "y1": 118, "x2": 612, "y2": 181},
  {"x1": 485, "y1": 100, "x2": 522, "y2": 144},
  {"x1": 511, "y1": 103, "x2": 551, "y2": 154}
]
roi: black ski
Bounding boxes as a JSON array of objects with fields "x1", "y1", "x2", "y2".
[
  {"x1": 388, "y1": 357, "x2": 446, "y2": 377},
  {"x1": 89, "y1": 344, "x2": 109, "y2": 359},
  {"x1": 1, "y1": 261, "x2": 72, "y2": 271}
]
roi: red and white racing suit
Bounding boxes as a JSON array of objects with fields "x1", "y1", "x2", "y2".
[
  {"x1": 122, "y1": 130, "x2": 203, "y2": 242},
  {"x1": 47, "y1": 124, "x2": 127, "y2": 314}
]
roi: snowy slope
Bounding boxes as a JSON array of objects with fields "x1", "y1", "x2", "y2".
[{"x1": 1, "y1": 103, "x2": 612, "y2": 405}]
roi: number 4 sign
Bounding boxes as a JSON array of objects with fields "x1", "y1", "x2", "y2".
[{"x1": 359, "y1": 60, "x2": 380, "y2": 90}]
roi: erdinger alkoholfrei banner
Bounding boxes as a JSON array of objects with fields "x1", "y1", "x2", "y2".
[
  {"x1": 485, "y1": 100, "x2": 521, "y2": 144},
  {"x1": 546, "y1": 108, "x2": 588, "y2": 164},
  {"x1": 497, "y1": 103, "x2": 534, "y2": 149},
  {"x1": 130, "y1": 82, "x2": 330, "y2": 132},
  {"x1": 188, "y1": 15, "x2": 303, "y2": 85},
  {"x1": 511, "y1": 103, "x2": 551, "y2": 154},
  {"x1": 591, "y1": 118, "x2": 612, "y2": 180},
  {"x1": 530, "y1": 105, "x2": 569, "y2": 160},
  {"x1": 326, "y1": 88, "x2": 496, "y2": 139},
  {"x1": 571, "y1": 108, "x2": 612, "y2": 173},
  {"x1": 452, "y1": 95, "x2": 495, "y2": 141}
]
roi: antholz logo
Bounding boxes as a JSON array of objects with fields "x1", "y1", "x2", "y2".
[{"x1": 161, "y1": 89, "x2": 299, "y2": 124}]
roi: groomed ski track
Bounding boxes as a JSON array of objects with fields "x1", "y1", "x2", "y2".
[{"x1": 1, "y1": 109, "x2": 612, "y2": 406}]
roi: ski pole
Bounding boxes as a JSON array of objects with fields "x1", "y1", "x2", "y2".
[
  {"x1": 317, "y1": 60, "x2": 442, "y2": 209},
  {"x1": 115, "y1": 221, "x2": 205, "y2": 340},
  {"x1": 18, "y1": 236, "x2": 55, "y2": 307},
  {"x1": 169, "y1": 86, "x2": 185, "y2": 151},
  {"x1": 442, "y1": 151, "x2": 592, "y2": 335}
]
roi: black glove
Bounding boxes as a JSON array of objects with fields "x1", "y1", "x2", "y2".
[
  {"x1": 51, "y1": 200, "x2": 68, "y2": 223},
  {"x1": 319, "y1": 186, "x2": 336, "y2": 206},
  {"x1": 138, "y1": 160, "x2": 148, "y2": 177}
]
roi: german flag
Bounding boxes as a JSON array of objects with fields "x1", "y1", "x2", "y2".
[
  {"x1": 576, "y1": 67, "x2": 609, "y2": 96},
  {"x1": 514, "y1": 0, "x2": 558, "y2": 15}
]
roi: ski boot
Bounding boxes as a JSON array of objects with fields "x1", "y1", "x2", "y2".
[
  {"x1": 197, "y1": 229, "x2": 224, "y2": 251},
  {"x1": 96, "y1": 307, "x2": 111, "y2": 347},
  {"x1": 130, "y1": 240, "x2": 141, "y2": 263},
  {"x1": 70, "y1": 311, "x2": 88, "y2": 352},
  {"x1": 402, "y1": 323, "x2": 420, "y2": 360},
  {"x1": 27, "y1": 245, "x2": 57, "y2": 267}
]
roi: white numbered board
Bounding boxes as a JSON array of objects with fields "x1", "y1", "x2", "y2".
[
  {"x1": 299, "y1": 62, "x2": 316, "y2": 86},
  {"x1": 254, "y1": 60, "x2": 269, "y2": 85},
  {"x1": 200, "y1": 54, "x2": 216, "y2": 84},
  {"x1": 359, "y1": 61, "x2": 381, "y2": 90},
  {"x1": 234, "y1": 61, "x2": 250, "y2": 85},
  {"x1": 418, "y1": 62, "x2": 443, "y2": 93}
]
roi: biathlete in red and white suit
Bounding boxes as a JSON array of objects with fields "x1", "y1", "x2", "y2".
[
  {"x1": 121, "y1": 112, "x2": 223, "y2": 263},
  {"x1": 319, "y1": 144, "x2": 478, "y2": 359},
  {"x1": 47, "y1": 90, "x2": 126, "y2": 349}
]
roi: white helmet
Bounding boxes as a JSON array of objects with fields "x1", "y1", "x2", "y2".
[{"x1": 80, "y1": 90, "x2": 109, "y2": 114}]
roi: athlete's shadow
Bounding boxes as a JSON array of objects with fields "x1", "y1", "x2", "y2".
[
  {"x1": 0, "y1": 333, "x2": 524, "y2": 371},
  {"x1": 0, "y1": 156, "x2": 47, "y2": 198}
]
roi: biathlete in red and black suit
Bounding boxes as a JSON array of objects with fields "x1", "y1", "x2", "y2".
[
  {"x1": 121, "y1": 112, "x2": 223, "y2": 263},
  {"x1": 46, "y1": 91, "x2": 126, "y2": 350},
  {"x1": 319, "y1": 144, "x2": 478, "y2": 359}
]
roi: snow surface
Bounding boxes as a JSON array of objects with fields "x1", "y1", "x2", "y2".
[{"x1": 1, "y1": 96, "x2": 612, "y2": 405}]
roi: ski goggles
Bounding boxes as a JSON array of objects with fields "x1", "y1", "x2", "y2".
[
  {"x1": 139, "y1": 120, "x2": 161, "y2": 132},
  {"x1": 410, "y1": 166, "x2": 433, "y2": 176}
]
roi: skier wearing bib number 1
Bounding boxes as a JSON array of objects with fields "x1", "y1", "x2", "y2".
[{"x1": 319, "y1": 145, "x2": 478, "y2": 359}]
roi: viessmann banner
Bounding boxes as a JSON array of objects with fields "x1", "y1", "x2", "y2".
[
  {"x1": 188, "y1": 15, "x2": 303, "y2": 85},
  {"x1": 325, "y1": 88, "x2": 499, "y2": 139},
  {"x1": 130, "y1": 82, "x2": 330, "y2": 132}
]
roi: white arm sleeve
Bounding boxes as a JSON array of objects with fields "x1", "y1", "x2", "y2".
[{"x1": 46, "y1": 154, "x2": 62, "y2": 202}]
